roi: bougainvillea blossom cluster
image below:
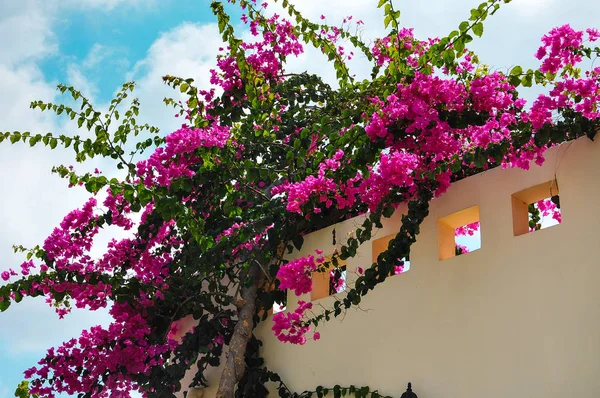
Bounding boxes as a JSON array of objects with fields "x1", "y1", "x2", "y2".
[
  {"x1": 535, "y1": 198, "x2": 562, "y2": 224},
  {"x1": 26, "y1": 301, "x2": 178, "y2": 397},
  {"x1": 276, "y1": 255, "x2": 317, "y2": 296},
  {"x1": 1, "y1": 1, "x2": 599, "y2": 397},
  {"x1": 272, "y1": 300, "x2": 314, "y2": 344},
  {"x1": 136, "y1": 124, "x2": 231, "y2": 187}
]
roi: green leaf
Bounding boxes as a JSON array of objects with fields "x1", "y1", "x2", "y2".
[
  {"x1": 14, "y1": 381, "x2": 32, "y2": 398},
  {"x1": 0, "y1": 299, "x2": 10, "y2": 312},
  {"x1": 443, "y1": 50, "x2": 455, "y2": 64},
  {"x1": 138, "y1": 187, "x2": 153, "y2": 206},
  {"x1": 508, "y1": 75, "x2": 521, "y2": 87},
  {"x1": 292, "y1": 234, "x2": 304, "y2": 251},
  {"x1": 509, "y1": 65, "x2": 523, "y2": 76},
  {"x1": 382, "y1": 205, "x2": 395, "y2": 218},
  {"x1": 534, "y1": 125, "x2": 551, "y2": 146},
  {"x1": 14, "y1": 290, "x2": 23, "y2": 303},
  {"x1": 521, "y1": 72, "x2": 533, "y2": 87},
  {"x1": 53, "y1": 291, "x2": 66, "y2": 303},
  {"x1": 534, "y1": 69, "x2": 546, "y2": 84},
  {"x1": 383, "y1": 15, "x2": 392, "y2": 29},
  {"x1": 450, "y1": 160, "x2": 462, "y2": 173},
  {"x1": 472, "y1": 22, "x2": 484, "y2": 37},
  {"x1": 454, "y1": 38, "x2": 465, "y2": 55}
]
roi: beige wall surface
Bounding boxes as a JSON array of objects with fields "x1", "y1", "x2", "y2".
[
  {"x1": 181, "y1": 136, "x2": 600, "y2": 397},
  {"x1": 252, "y1": 136, "x2": 600, "y2": 398}
]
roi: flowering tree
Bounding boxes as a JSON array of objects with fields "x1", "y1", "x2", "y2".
[{"x1": 1, "y1": 0, "x2": 599, "y2": 397}]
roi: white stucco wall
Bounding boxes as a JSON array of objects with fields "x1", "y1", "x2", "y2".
[{"x1": 249, "y1": 136, "x2": 600, "y2": 398}]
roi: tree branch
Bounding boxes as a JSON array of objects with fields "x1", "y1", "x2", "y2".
[{"x1": 215, "y1": 264, "x2": 260, "y2": 398}]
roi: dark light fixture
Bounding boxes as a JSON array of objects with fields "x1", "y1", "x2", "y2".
[{"x1": 400, "y1": 382, "x2": 418, "y2": 398}]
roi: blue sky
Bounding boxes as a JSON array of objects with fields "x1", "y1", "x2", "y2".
[
  {"x1": 0, "y1": 0, "x2": 598, "y2": 396},
  {"x1": 40, "y1": 1, "x2": 240, "y2": 104}
]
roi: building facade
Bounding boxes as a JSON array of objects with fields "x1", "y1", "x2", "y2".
[{"x1": 181, "y1": 136, "x2": 600, "y2": 397}]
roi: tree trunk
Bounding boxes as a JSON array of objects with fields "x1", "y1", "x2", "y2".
[{"x1": 215, "y1": 265, "x2": 259, "y2": 398}]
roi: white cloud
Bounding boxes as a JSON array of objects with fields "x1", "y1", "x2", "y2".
[
  {"x1": 64, "y1": 0, "x2": 159, "y2": 12},
  {"x1": 82, "y1": 43, "x2": 113, "y2": 69},
  {"x1": 0, "y1": 0, "x2": 151, "y2": 68},
  {"x1": 0, "y1": 0, "x2": 117, "y2": 356},
  {"x1": 0, "y1": 1, "x2": 223, "y2": 361},
  {"x1": 0, "y1": 1, "x2": 57, "y2": 67},
  {"x1": 0, "y1": 0, "x2": 215, "y2": 359},
  {"x1": 0, "y1": 61, "x2": 113, "y2": 351},
  {"x1": 271, "y1": 0, "x2": 384, "y2": 28},
  {"x1": 67, "y1": 63, "x2": 100, "y2": 100},
  {"x1": 66, "y1": 42, "x2": 133, "y2": 107},
  {"x1": 128, "y1": 22, "x2": 223, "y2": 133},
  {"x1": 0, "y1": 298, "x2": 112, "y2": 354},
  {"x1": 0, "y1": 63, "x2": 131, "y2": 352}
]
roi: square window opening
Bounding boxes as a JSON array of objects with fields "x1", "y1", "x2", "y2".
[
  {"x1": 438, "y1": 205, "x2": 480, "y2": 260},
  {"x1": 261, "y1": 282, "x2": 287, "y2": 317},
  {"x1": 328, "y1": 265, "x2": 347, "y2": 295},
  {"x1": 512, "y1": 181, "x2": 560, "y2": 236},
  {"x1": 272, "y1": 288, "x2": 287, "y2": 314},
  {"x1": 311, "y1": 256, "x2": 347, "y2": 301},
  {"x1": 372, "y1": 233, "x2": 412, "y2": 277},
  {"x1": 371, "y1": 234, "x2": 410, "y2": 276}
]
